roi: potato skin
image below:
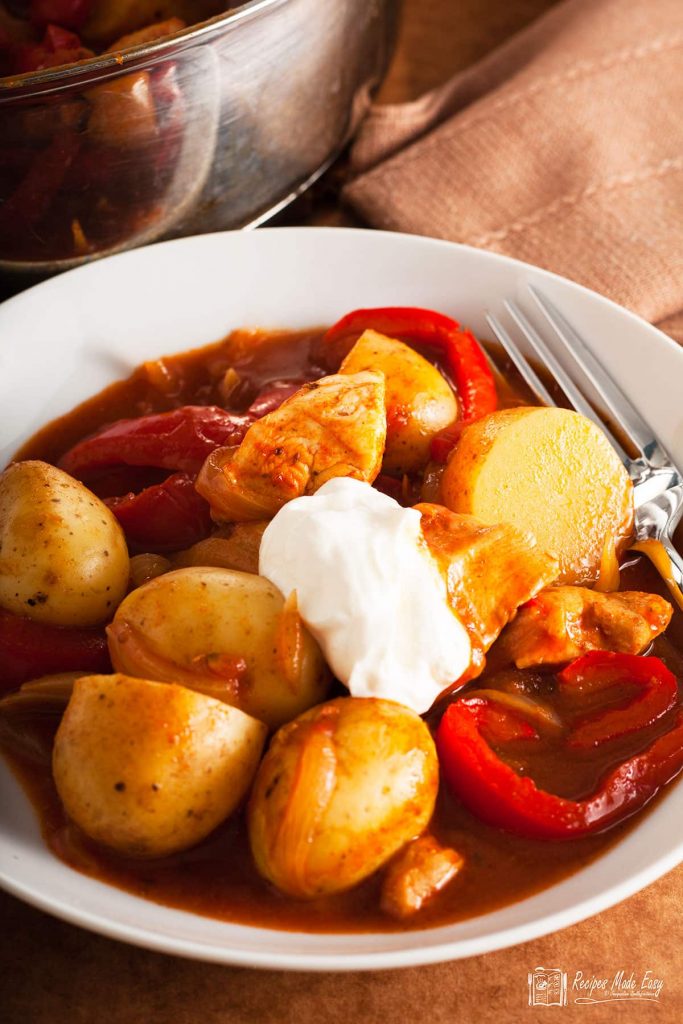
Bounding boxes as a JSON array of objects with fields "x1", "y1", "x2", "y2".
[
  {"x1": 0, "y1": 461, "x2": 129, "y2": 627},
  {"x1": 248, "y1": 697, "x2": 439, "y2": 898},
  {"x1": 53, "y1": 674, "x2": 267, "y2": 857},
  {"x1": 441, "y1": 407, "x2": 633, "y2": 584},
  {"x1": 107, "y1": 566, "x2": 329, "y2": 728},
  {"x1": 341, "y1": 330, "x2": 457, "y2": 474}
]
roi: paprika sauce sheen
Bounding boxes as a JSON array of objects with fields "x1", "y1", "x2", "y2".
[{"x1": 3, "y1": 326, "x2": 682, "y2": 933}]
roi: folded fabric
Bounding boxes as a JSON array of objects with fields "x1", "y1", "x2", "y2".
[{"x1": 345, "y1": 0, "x2": 683, "y2": 341}]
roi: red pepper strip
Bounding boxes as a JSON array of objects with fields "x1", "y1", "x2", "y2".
[
  {"x1": 247, "y1": 380, "x2": 306, "y2": 418},
  {"x1": 31, "y1": 1, "x2": 93, "y2": 30},
  {"x1": 150, "y1": 62, "x2": 185, "y2": 178},
  {"x1": 559, "y1": 651, "x2": 678, "y2": 750},
  {"x1": 323, "y1": 307, "x2": 497, "y2": 458},
  {"x1": 152, "y1": 62, "x2": 184, "y2": 119},
  {"x1": 0, "y1": 131, "x2": 80, "y2": 237},
  {"x1": 373, "y1": 474, "x2": 406, "y2": 504},
  {"x1": 0, "y1": 608, "x2": 111, "y2": 691},
  {"x1": 12, "y1": 23, "x2": 93, "y2": 74},
  {"x1": 429, "y1": 421, "x2": 467, "y2": 464},
  {"x1": 59, "y1": 405, "x2": 254, "y2": 480},
  {"x1": 106, "y1": 472, "x2": 213, "y2": 551},
  {"x1": 76, "y1": 464, "x2": 169, "y2": 501},
  {"x1": 42, "y1": 24, "x2": 82, "y2": 50},
  {"x1": 437, "y1": 696, "x2": 683, "y2": 840}
]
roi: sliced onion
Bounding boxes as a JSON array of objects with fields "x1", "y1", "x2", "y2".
[
  {"x1": 275, "y1": 590, "x2": 305, "y2": 691},
  {"x1": 107, "y1": 619, "x2": 247, "y2": 704},
  {"x1": 142, "y1": 358, "x2": 178, "y2": 396},
  {"x1": 464, "y1": 687, "x2": 562, "y2": 732},
  {"x1": 218, "y1": 367, "x2": 241, "y2": 405},
  {"x1": 273, "y1": 718, "x2": 337, "y2": 896},
  {"x1": 0, "y1": 672, "x2": 81, "y2": 717},
  {"x1": 195, "y1": 445, "x2": 275, "y2": 522}
]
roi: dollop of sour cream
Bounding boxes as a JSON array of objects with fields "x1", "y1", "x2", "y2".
[{"x1": 259, "y1": 478, "x2": 471, "y2": 714}]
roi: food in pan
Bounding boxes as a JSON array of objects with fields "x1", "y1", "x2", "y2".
[
  {"x1": 0, "y1": 2, "x2": 228, "y2": 263},
  {"x1": 0, "y1": 3, "x2": 226, "y2": 71},
  {"x1": 1, "y1": 306, "x2": 682, "y2": 931}
]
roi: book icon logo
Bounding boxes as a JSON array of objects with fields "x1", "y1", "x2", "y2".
[{"x1": 528, "y1": 967, "x2": 568, "y2": 1007}]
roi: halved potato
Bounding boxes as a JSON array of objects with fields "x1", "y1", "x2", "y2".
[
  {"x1": 441, "y1": 407, "x2": 633, "y2": 584},
  {"x1": 0, "y1": 461, "x2": 129, "y2": 627},
  {"x1": 107, "y1": 566, "x2": 329, "y2": 728},
  {"x1": 53, "y1": 673, "x2": 267, "y2": 857},
  {"x1": 340, "y1": 330, "x2": 457, "y2": 474}
]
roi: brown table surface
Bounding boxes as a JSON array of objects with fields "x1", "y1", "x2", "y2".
[{"x1": 3, "y1": 2, "x2": 682, "y2": 1021}]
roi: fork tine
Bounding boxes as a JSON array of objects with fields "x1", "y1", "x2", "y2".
[
  {"x1": 503, "y1": 299, "x2": 631, "y2": 466},
  {"x1": 485, "y1": 313, "x2": 556, "y2": 407},
  {"x1": 528, "y1": 285, "x2": 671, "y2": 469}
]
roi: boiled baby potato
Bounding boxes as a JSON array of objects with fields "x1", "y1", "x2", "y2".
[
  {"x1": 0, "y1": 461, "x2": 129, "y2": 627},
  {"x1": 441, "y1": 407, "x2": 633, "y2": 584},
  {"x1": 248, "y1": 697, "x2": 439, "y2": 898},
  {"x1": 53, "y1": 673, "x2": 267, "y2": 857},
  {"x1": 340, "y1": 330, "x2": 457, "y2": 474},
  {"x1": 107, "y1": 566, "x2": 329, "y2": 728}
]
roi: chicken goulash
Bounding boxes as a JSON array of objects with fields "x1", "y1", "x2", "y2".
[{"x1": 1, "y1": 307, "x2": 682, "y2": 932}]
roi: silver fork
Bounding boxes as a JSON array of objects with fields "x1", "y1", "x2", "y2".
[{"x1": 486, "y1": 285, "x2": 683, "y2": 588}]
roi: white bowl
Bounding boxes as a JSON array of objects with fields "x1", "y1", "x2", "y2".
[{"x1": 1, "y1": 228, "x2": 682, "y2": 969}]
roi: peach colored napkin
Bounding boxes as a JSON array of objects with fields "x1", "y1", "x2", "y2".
[{"x1": 345, "y1": 0, "x2": 683, "y2": 342}]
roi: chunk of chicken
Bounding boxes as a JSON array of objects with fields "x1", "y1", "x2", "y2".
[
  {"x1": 499, "y1": 586, "x2": 673, "y2": 669},
  {"x1": 416, "y1": 503, "x2": 560, "y2": 677},
  {"x1": 196, "y1": 372, "x2": 387, "y2": 522},
  {"x1": 380, "y1": 835, "x2": 464, "y2": 920}
]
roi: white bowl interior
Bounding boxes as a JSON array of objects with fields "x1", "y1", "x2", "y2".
[{"x1": 1, "y1": 227, "x2": 682, "y2": 969}]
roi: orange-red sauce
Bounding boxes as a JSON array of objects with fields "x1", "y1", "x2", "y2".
[{"x1": 3, "y1": 327, "x2": 682, "y2": 933}]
